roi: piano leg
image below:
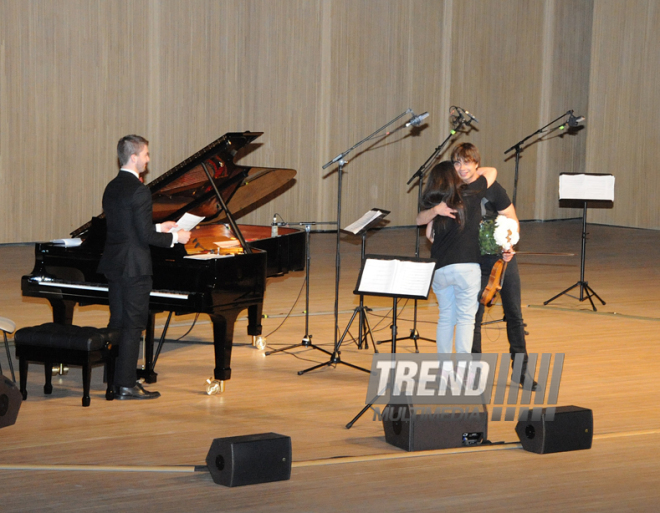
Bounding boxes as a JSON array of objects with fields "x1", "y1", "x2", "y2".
[
  {"x1": 136, "y1": 306, "x2": 262, "y2": 386},
  {"x1": 247, "y1": 303, "x2": 263, "y2": 337},
  {"x1": 209, "y1": 311, "x2": 244, "y2": 382},
  {"x1": 48, "y1": 299, "x2": 75, "y2": 325}
]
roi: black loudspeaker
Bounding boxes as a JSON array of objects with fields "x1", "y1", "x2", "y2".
[
  {"x1": 382, "y1": 404, "x2": 488, "y2": 451},
  {"x1": 0, "y1": 374, "x2": 22, "y2": 429},
  {"x1": 206, "y1": 432, "x2": 292, "y2": 487},
  {"x1": 515, "y1": 405, "x2": 593, "y2": 454}
]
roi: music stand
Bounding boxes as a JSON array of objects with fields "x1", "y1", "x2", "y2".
[
  {"x1": 337, "y1": 209, "x2": 390, "y2": 351},
  {"x1": 544, "y1": 173, "x2": 615, "y2": 311},
  {"x1": 345, "y1": 254, "x2": 436, "y2": 428}
]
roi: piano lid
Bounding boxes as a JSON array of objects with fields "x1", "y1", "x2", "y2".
[{"x1": 72, "y1": 132, "x2": 296, "y2": 237}]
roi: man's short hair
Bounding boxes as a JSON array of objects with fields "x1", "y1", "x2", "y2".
[
  {"x1": 451, "y1": 142, "x2": 481, "y2": 166},
  {"x1": 117, "y1": 135, "x2": 149, "y2": 166}
]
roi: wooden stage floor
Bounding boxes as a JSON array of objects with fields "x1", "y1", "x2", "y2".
[{"x1": 1, "y1": 220, "x2": 659, "y2": 512}]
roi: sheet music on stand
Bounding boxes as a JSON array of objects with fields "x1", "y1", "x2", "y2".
[
  {"x1": 341, "y1": 208, "x2": 390, "y2": 235},
  {"x1": 354, "y1": 254, "x2": 436, "y2": 300},
  {"x1": 559, "y1": 173, "x2": 615, "y2": 208},
  {"x1": 545, "y1": 173, "x2": 613, "y2": 311}
]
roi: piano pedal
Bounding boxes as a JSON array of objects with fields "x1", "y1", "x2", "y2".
[
  {"x1": 252, "y1": 335, "x2": 267, "y2": 350},
  {"x1": 52, "y1": 364, "x2": 69, "y2": 376},
  {"x1": 206, "y1": 378, "x2": 225, "y2": 395}
]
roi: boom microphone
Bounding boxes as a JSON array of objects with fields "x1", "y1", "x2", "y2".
[
  {"x1": 458, "y1": 107, "x2": 479, "y2": 124},
  {"x1": 568, "y1": 113, "x2": 585, "y2": 126},
  {"x1": 406, "y1": 112, "x2": 430, "y2": 127},
  {"x1": 449, "y1": 106, "x2": 463, "y2": 128},
  {"x1": 560, "y1": 111, "x2": 585, "y2": 130}
]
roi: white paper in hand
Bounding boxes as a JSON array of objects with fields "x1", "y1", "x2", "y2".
[{"x1": 170, "y1": 213, "x2": 205, "y2": 232}]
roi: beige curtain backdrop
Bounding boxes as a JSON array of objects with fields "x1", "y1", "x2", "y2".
[{"x1": 0, "y1": 0, "x2": 657, "y2": 244}]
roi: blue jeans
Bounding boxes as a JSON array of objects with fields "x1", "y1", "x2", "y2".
[{"x1": 432, "y1": 263, "x2": 481, "y2": 354}]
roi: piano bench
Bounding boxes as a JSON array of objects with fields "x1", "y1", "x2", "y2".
[{"x1": 14, "y1": 323, "x2": 120, "y2": 407}]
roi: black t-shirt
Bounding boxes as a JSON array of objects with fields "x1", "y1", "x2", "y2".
[
  {"x1": 481, "y1": 181, "x2": 512, "y2": 218},
  {"x1": 430, "y1": 175, "x2": 487, "y2": 269}
]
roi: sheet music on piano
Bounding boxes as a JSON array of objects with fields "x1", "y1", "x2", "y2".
[
  {"x1": 184, "y1": 253, "x2": 234, "y2": 260},
  {"x1": 50, "y1": 238, "x2": 83, "y2": 247}
]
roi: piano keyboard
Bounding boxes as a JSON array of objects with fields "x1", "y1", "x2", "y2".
[{"x1": 29, "y1": 277, "x2": 190, "y2": 300}]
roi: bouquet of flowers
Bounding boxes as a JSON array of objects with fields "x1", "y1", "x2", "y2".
[{"x1": 479, "y1": 215, "x2": 519, "y2": 255}]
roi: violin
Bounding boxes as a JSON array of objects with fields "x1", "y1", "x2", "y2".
[{"x1": 480, "y1": 259, "x2": 508, "y2": 306}]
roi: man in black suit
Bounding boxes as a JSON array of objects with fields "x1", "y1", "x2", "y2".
[{"x1": 98, "y1": 135, "x2": 191, "y2": 400}]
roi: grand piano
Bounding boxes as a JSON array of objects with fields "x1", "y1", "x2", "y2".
[{"x1": 21, "y1": 132, "x2": 305, "y2": 387}]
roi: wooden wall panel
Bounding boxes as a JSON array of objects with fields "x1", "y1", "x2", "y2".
[
  {"x1": 533, "y1": 0, "x2": 593, "y2": 221},
  {"x1": 0, "y1": 0, "x2": 451, "y2": 243},
  {"x1": 448, "y1": 0, "x2": 545, "y2": 220},
  {"x1": 1, "y1": 0, "x2": 659, "y2": 244},
  {"x1": 585, "y1": 0, "x2": 660, "y2": 229},
  {"x1": 322, "y1": 0, "x2": 448, "y2": 231},
  {"x1": 0, "y1": 0, "x2": 154, "y2": 242},
  {"x1": 149, "y1": 0, "x2": 326, "y2": 226}
]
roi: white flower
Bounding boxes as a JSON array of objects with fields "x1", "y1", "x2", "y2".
[{"x1": 493, "y1": 215, "x2": 519, "y2": 251}]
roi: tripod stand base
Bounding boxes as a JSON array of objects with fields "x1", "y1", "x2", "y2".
[
  {"x1": 265, "y1": 335, "x2": 332, "y2": 357},
  {"x1": 297, "y1": 351, "x2": 370, "y2": 376},
  {"x1": 544, "y1": 281, "x2": 605, "y2": 312},
  {"x1": 340, "y1": 305, "x2": 376, "y2": 352},
  {"x1": 297, "y1": 301, "x2": 375, "y2": 376},
  {"x1": 377, "y1": 329, "x2": 435, "y2": 353}
]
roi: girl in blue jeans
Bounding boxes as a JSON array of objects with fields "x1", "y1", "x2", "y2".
[{"x1": 416, "y1": 146, "x2": 496, "y2": 353}]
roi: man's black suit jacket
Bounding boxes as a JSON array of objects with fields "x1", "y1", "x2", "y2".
[{"x1": 97, "y1": 171, "x2": 173, "y2": 278}]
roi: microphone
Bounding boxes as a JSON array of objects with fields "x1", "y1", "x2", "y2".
[
  {"x1": 560, "y1": 111, "x2": 585, "y2": 130},
  {"x1": 406, "y1": 112, "x2": 429, "y2": 127},
  {"x1": 458, "y1": 107, "x2": 479, "y2": 124},
  {"x1": 449, "y1": 106, "x2": 463, "y2": 128},
  {"x1": 568, "y1": 113, "x2": 585, "y2": 127}
]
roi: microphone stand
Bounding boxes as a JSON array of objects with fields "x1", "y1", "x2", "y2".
[
  {"x1": 265, "y1": 221, "x2": 337, "y2": 356},
  {"x1": 298, "y1": 109, "x2": 414, "y2": 376},
  {"x1": 505, "y1": 110, "x2": 575, "y2": 208},
  {"x1": 483, "y1": 110, "x2": 579, "y2": 329},
  {"x1": 376, "y1": 117, "x2": 469, "y2": 351}
]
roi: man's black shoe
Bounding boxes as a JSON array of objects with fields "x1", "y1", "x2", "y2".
[
  {"x1": 511, "y1": 373, "x2": 539, "y2": 392},
  {"x1": 115, "y1": 382, "x2": 161, "y2": 400},
  {"x1": 518, "y1": 377, "x2": 538, "y2": 392}
]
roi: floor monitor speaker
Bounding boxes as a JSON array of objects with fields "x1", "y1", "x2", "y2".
[
  {"x1": 206, "y1": 432, "x2": 292, "y2": 486},
  {"x1": 516, "y1": 405, "x2": 593, "y2": 454},
  {"x1": 0, "y1": 374, "x2": 21, "y2": 429},
  {"x1": 382, "y1": 403, "x2": 488, "y2": 451}
]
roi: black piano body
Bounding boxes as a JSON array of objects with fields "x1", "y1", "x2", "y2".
[{"x1": 21, "y1": 132, "x2": 304, "y2": 384}]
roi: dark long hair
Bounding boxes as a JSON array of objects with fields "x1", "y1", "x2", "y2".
[{"x1": 420, "y1": 160, "x2": 467, "y2": 229}]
